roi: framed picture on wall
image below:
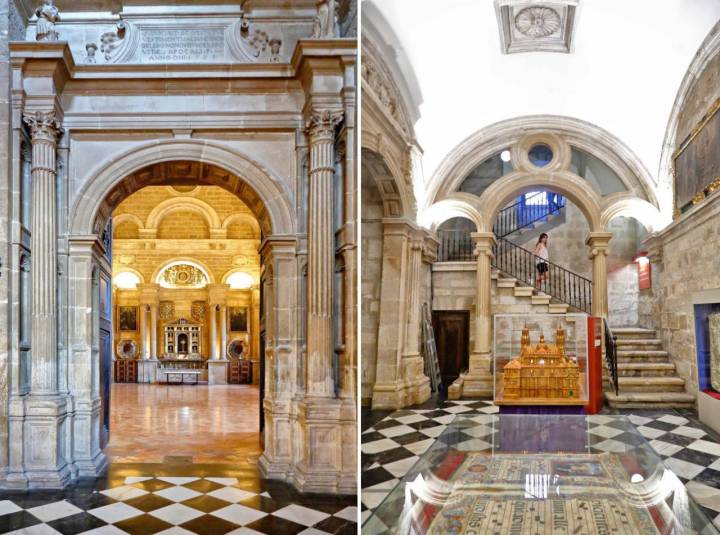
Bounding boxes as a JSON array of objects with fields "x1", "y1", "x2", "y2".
[
  {"x1": 229, "y1": 307, "x2": 248, "y2": 332},
  {"x1": 118, "y1": 306, "x2": 138, "y2": 331}
]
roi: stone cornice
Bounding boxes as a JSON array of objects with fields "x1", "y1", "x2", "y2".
[{"x1": 10, "y1": 38, "x2": 356, "y2": 82}]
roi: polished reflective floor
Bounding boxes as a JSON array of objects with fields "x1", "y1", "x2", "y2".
[
  {"x1": 105, "y1": 384, "x2": 262, "y2": 464},
  {"x1": 0, "y1": 384, "x2": 357, "y2": 534}
]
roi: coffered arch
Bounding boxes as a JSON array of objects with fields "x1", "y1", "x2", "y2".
[{"x1": 69, "y1": 140, "x2": 295, "y2": 238}]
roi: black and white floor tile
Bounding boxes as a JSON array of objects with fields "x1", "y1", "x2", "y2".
[
  {"x1": 0, "y1": 465, "x2": 356, "y2": 534},
  {"x1": 360, "y1": 399, "x2": 720, "y2": 530}
]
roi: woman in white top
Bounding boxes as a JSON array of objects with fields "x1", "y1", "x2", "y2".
[{"x1": 534, "y1": 233, "x2": 549, "y2": 290}]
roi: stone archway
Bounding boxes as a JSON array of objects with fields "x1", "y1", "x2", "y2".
[
  {"x1": 361, "y1": 149, "x2": 431, "y2": 409},
  {"x1": 69, "y1": 140, "x2": 295, "y2": 238},
  {"x1": 63, "y1": 144, "x2": 300, "y2": 490}
]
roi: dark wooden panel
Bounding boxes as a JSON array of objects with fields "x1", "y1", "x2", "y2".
[
  {"x1": 674, "y1": 98, "x2": 720, "y2": 213},
  {"x1": 228, "y1": 360, "x2": 253, "y2": 384},
  {"x1": 114, "y1": 360, "x2": 138, "y2": 384},
  {"x1": 432, "y1": 310, "x2": 470, "y2": 386}
]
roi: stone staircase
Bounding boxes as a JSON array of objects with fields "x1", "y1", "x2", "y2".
[
  {"x1": 492, "y1": 268, "x2": 571, "y2": 314},
  {"x1": 604, "y1": 327, "x2": 695, "y2": 409}
]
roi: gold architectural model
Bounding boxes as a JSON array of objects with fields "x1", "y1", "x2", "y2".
[{"x1": 502, "y1": 327, "x2": 580, "y2": 400}]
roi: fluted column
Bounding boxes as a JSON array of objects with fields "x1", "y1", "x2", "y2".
[
  {"x1": 139, "y1": 304, "x2": 148, "y2": 360},
  {"x1": 24, "y1": 110, "x2": 61, "y2": 395},
  {"x1": 587, "y1": 232, "x2": 612, "y2": 318},
  {"x1": 451, "y1": 232, "x2": 496, "y2": 399},
  {"x1": 210, "y1": 305, "x2": 218, "y2": 360},
  {"x1": 305, "y1": 109, "x2": 342, "y2": 398}
]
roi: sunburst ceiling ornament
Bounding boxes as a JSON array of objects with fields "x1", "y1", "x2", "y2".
[
  {"x1": 158, "y1": 263, "x2": 208, "y2": 289},
  {"x1": 514, "y1": 6, "x2": 561, "y2": 38}
]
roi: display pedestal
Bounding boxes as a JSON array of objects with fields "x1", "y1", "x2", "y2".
[
  {"x1": 498, "y1": 404, "x2": 586, "y2": 415},
  {"x1": 208, "y1": 360, "x2": 229, "y2": 385},
  {"x1": 698, "y1": 390, "x2": 720, "y2": 435}
]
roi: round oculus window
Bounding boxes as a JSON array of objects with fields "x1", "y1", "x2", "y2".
[{"x1": 528, "y1": 144, "x2": 554, "y2": 168}]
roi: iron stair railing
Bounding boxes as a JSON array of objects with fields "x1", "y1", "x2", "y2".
[
  {"x1": 493, "y1": 238, "x2": 593, "y2": 314},
  {"x1": 603, "y1": 319, "x2": 619, "y2": 395},
  {"x1": 436, "y1": 232, "x2": 594, "y2": 314},
  {"x1": 493, "y1": 191, "x2": 566, "y2": 238},
  {"x1": 437, "y1": 230, "x2": 475, "y2": 261}
]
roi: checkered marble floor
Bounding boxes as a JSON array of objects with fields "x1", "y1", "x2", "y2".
[
  {"x1": 0, "y1": 464, "x2": 356, "y2": 534},
  {"x1": 360, "y1": 399, "x2": 720, "y2": 530}
]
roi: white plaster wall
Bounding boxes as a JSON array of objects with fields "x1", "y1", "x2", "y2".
[{"x1": 369, "y1": 0, "x2": 720, "y2": 216}]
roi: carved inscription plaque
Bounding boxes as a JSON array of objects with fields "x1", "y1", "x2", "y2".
[{"x1": 138, "y1": 27, "x2": 226, "y2": 63}]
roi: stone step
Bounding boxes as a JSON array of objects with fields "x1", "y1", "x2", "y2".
[
  {"x1": 612, "y1": 327, "x2": 657, "y2": 340},
  {"x1": 496, "y1": 278, "x2": 518, "y2": 288},
  {"x1": 616, "y1": 350, "x2": 670, "y2": 363},
  {"x1": 605, "y1": 391, "x2": 695, "y2": 409},
  {"x1": 615, "y1": 339, "x2": 663, "y2": 351},
  {"x1": 617, "y1": 362, "x2": 676, "y2": 377},
  {"x1": 548, "y1": 303, "x2": 569, "y2": 314},
  {"x1": 513, "y1": 286, "x2": 534, "y2": 297},
  {"x1": 530, "y1": 295, "x2": 551, "y2": 305},
  {"x1": 617, "y1": 375, "x2": 685, "y2": 392}
]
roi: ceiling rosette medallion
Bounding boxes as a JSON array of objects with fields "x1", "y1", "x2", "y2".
[{"x1": 495, "y1": 0, "x2": 579, "y2": 54}]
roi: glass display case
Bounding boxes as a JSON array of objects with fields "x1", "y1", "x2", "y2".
[
  {"x1": 493, "y1": 313, "x2": 589, "y2": 409},
  {"x1": 363, "y1": 414, "x2": 718, "y2": 534}
]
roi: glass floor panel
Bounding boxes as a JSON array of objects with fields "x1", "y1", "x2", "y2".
[{"x1": 363, "y1": 414, "x2": 719, "y2": 534}]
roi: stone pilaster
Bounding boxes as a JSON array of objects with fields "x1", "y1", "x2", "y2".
[
  {"x1": 67, "y1": 238, "x2": 107, "y2": 479},
  {"x1": 586, "y1": 232, "x2": 612, "y2": 318},
  {"x1": 22, "y1": 109, "x2": 71, "y2": 488},
  {"x1": 371, "y1": 220, "x2": 410, "y2": 409},
  {"x1": 450, "y1": 232, "x2": 495, "y2": 399},
  {"x1": 400, "y1": 230, "x2": 430, "y2": 404},
  {"x1": 258, "y1": 237, "x2": 298, "y2": 482}
]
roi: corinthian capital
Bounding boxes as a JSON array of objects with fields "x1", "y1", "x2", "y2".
[
  {"x1": 306, "y1": 109, "x2": 344, "y2": 140},
  {"x1": 23, "y1": 110, "x2": 61, "y2": 143}
]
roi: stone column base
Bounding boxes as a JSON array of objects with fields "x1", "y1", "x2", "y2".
[
  {"x1": 23, "y1": 395, "x2": 72, "y2": 489},
  {"x1": 449, "y1": 352, "x2": 494, "y2": 399},
  {"x1": 138, "y1": 360, "x2": 158, "y2": 383},
  {"x1": 292, "y1": 397, "x2": 356, "y2": 495},
  {"x1": 72, "y1": 398, "x2": 108, "y2": 478},
  {"x1": 258, "y1": 398, "x2": 293, "y2": 481},
  {"x1": 208, "y1": 360, "x2": 229, "y2": 385},
  {"x1": 457, "y1": 370, "x2": 494, "y2": 398}
]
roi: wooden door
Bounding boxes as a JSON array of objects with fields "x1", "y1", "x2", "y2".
[{"x1": 432, "y1": 311, "x2": 470, "y2": 387}]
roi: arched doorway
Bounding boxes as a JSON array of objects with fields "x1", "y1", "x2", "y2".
[
  {"x1": 65, "y1": 149, "x2": 297, "y2": 482},
  {"x1": 102, "y1": 177, "x2": 264, "y2": 465}
]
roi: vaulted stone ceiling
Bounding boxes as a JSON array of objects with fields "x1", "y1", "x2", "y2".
[{"x1": 367, "y1": 0, "x2": 720, "y2": 213}]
